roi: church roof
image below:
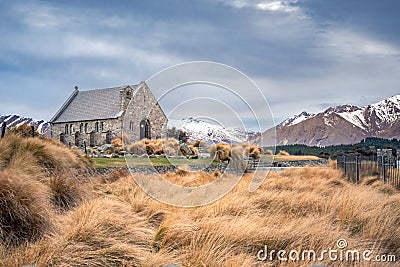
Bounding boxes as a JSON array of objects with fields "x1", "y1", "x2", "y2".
[{"x1": 50, "y1": 84, "x2": 140, "y2": 123}]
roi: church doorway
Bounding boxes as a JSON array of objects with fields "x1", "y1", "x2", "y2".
[{"x1": 140, "y1": 119, "x2": 151, "y2": 139}]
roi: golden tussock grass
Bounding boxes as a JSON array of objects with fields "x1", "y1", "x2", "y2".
[
  {"x1": 111, "y1": 133, "x2": 130, "y2": 148},
  {"x1": 0, "y1": 134, "x2": 92, "y2": 176},
  {"x1": 210, "y1": 142, "x2": 262, "y2": 164},
  {"x1": 0, "y1": 135, "x2": 90, "y2": 246},
  {"x1": 264, "y1": 149, "x2": 273, "y2": 155},
  {"x1": 1, "y1": 136, "x2": 399, "y2": 266},
  {"x1": 126, "y1": 138, "x2": 197, "y2": 157},
  {"x1": 278, "y1": 149, "x2": 290, "y2": 156},
  {"x1": 0, "y1": 170, "x2": 54, "y2": 246}
]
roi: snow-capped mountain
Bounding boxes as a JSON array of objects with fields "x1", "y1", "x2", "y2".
[
  {"x1": 168, "y1": 118, "x2": 248, "y2": 144},
  {"x1": 278, "y1": 111, "x2": 316, "y2": 128},
  {"x1": 260, "y1": 95, "x2": 400, "y2": 146},
  {"x1": 0, "y1": 115, "x2": 51, "y2": 137}
]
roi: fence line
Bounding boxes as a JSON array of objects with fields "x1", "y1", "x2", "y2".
[{"x1": 337, "y1": 155, "x2": 400, "y2": 188}]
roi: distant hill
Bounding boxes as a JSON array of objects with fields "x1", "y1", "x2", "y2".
[
  {"x1": 263, "y1": 137, "x2": 400, "y2": 157},
  {"x1": 0, "y1": 115, "x2": 51, "y2": 137},
  {"x1": 259, "y1": 95, "x2": 400, "y2": 146}
]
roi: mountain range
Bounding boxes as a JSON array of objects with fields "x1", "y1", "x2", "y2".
[
  {"x1": 259, "y1": 95, "x2": 400, "y2": 146},
  {"x1": 2, "y1": 95, "x2": 399, "y2": 147},
  {"x1": 0, "y1": 114, "x2": 51, "y2": 137}
]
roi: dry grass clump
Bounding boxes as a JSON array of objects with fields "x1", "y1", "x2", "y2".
[
  {"x1": 327, "y1": 158, "x2": 337, "y2": 169},
  {"x1": 209, "y1": 142, "x2": 231, "y2": 162},
  {"x1": 264, "y1": 149, "x2": 273, "y2": 155},
  {"x1": 127, "y1": 138, "x2": 164, "y2": 155},
  {"x1": 278, "y1": 149, "x2": 290, "y2": 156},
  {"x1": 0, "y1": 171, "x2": 53, "y2": 245},
  {"x1": 48, "y1": 172, "x2": 86, "y2": 211},
  {"x1": 126, "y1": 139, "x2": 147, "y2": 155},
  {"x1": 50, "y1": 198, "x2": 155, "y2": 266},
  {"x1": 0, "y1": 134, "x2": 91, "y2": 176},
  {"x1": 180, "y1": 142, "x2": 199, "y2": 157},
  {"x1": 163, "y1": 138, "x2": 181, "y2": 156},
  {"x1": 210, "y1": 142, "x2": 262, "y2": 163},
  {"x1": 248, "y1": 145, "x2": 262, "y2": 159},
  {"x1": 126, "y1": 138, "x2": 199, "y2": 157},
  {"x1": 209, "y1": 143, "x2": 262, "y2": 172},
  {"x1": 111, "y1": 133, "x2": 130, "y2": 148},
  {"x1": 0, "y1": 135, "x2": 89, "y2": 247}
]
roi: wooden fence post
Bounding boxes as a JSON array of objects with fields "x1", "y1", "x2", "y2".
[
  {"x1": 1, "y1": 121, "x2": 5, "y2": 138},
  {"x1": 355, "y1": 155, "x2": 359, "y2": 184},
  {"x1": 343, "y1": 155, "x2": 347, "y2": 177},
  {"x1": 382, "y1": 156, "x2": 386, "y2": 184}
]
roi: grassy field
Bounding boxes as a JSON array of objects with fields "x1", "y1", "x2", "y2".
[
  {"x1": 1, "y1": 135, "x2": 399, "y2": 266},
  {"x1": 93, "y1": 154, "x2": 322, "y2": 168}
]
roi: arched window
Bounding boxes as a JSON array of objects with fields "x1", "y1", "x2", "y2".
[
  {"x1": 84, "y1": 123, "x2": 88, "y2": 133},
  {"x1": 80, "y1": 123, "x2": 83, "y2": 133},
  {"x1": 70, "y1": 124, "x2": 73, "y2": 133},
  {"x1": 65, "y1": 124, "x2": 68, "y2": 134},
  {"x1": 95, "y1": 122, "x2": 99, "y2": 132},
  {"x1": 100, "y1": 122, "x2": 104, "y2": 132}
]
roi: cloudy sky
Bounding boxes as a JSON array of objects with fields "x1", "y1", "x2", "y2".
[{"x1": 1, "y1": 0, "x2": 399, "y2": 130}]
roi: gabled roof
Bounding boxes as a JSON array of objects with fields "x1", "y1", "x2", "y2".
[{"x1": 50, "y1": 84, "x2": 139, "y2": 123}]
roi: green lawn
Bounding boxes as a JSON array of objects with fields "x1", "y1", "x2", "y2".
[
  {"x1": 92, "y1": 157, "x2": 217, "y2": 168},
  {"x1": 92, "y1": 155, "x2": 322, "y2": 168}
]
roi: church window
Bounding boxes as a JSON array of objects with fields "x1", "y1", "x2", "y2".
[
  {"x1": 70, "y1": 124, "x2": 73, "y2": 133},
  {"x1": 84, "y1": 123, "x2": 88, "y2": 133},
  {"x1": 80, "y1": 123, "x2": 83, "y2": 133},
  {"x1": 65, "y1": 124, "x2": 68, "y2": 134},
  {"x1": 100, "y1": 122, "x2": 104, "y2": 132},
  {"x1": 95, "y1": 122, "x2": 99, "y2": 132}
]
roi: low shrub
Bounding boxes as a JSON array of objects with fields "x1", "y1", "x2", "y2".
[{"x1": 0, "y1": 171, "x2": 53, "y2": 245}]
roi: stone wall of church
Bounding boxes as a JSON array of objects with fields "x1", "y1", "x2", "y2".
[
  {"x1": 51, "y1": 118, "x2": 122, "y2": 147},
  {"x1": 123, "y1": 83, "x2": 168, "y2": 143}
]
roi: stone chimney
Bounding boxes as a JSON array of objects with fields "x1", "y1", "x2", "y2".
[{"x1": 120, "y1": 86, "x2": 133, "y2": 111}]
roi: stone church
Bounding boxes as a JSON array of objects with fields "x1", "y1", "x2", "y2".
[{"x1": 50, "y1": 82, "x2": 167, "y2": 147}]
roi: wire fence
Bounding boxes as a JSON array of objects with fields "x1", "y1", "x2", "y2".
[{"x1": 337, "y1": 155, "x2": 400, "y2": 188}]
